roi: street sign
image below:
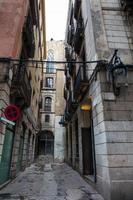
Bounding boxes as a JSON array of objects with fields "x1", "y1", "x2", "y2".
[
  {"x1": 0, "y1": 117, "x2": 15, "y2": 126},
  {"x1": 4, "y1": 105, "x2": 20, "y2": 121}
]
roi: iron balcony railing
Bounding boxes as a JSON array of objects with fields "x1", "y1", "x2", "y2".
[
  {"x1": 65, "y1": 66, "x2": 71, "y2": 89},
  {"x1": 65, "y1": 46, "x2": 72, "y2": 61},
  {"x1": 65, "y1": 49, "x2": 76, "y2": 77},
  {"x1": 11, "y1": 63, "x2": 32, "y2": 107},
  {"x1": 74, "y1": 65, "x2": 89, "y2": 99},
  {"x1": 68, "y1": 91, "x2": 78, "y2": 114},
  {"x1": 67, "y1": 24, "x2": 75, "y2": 46},
  {"x1": 74, "y1": 0, "x2": 81, "y2": 19},
  {"x1": 74, "y1": 18, "x2": 84, "y2": 54}
]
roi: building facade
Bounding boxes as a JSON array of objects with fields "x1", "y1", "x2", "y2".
[
  {"x1": 64, "y1": 0, "x2": 133, "y2": 200},
  {"x1": 0, "y1": 0, "x2": 46, "y2": 185},
  {"x1": 39, "y1": 40, "x2": 66, "y2": 162}
]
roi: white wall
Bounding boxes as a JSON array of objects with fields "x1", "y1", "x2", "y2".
[{"x1": 54, "y1": 116, "x2": 66, "y2": 162}]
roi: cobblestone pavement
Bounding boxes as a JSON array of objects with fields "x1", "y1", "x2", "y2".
[{"x1": 0, "y1": 156, "x2": 104, "y2": 200}]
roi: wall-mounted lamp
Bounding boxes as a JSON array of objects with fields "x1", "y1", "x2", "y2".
[
  {"x1": 80, "y1": 104, "x2": 91, "y2": 111},
  {"x1": 80, "y1": 96, "x2": 92, "y2": 111},
  {"x1": 107, "y1": 50, "x2": 128, "y2": 96}
]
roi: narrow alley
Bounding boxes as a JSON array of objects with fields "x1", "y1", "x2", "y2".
[
  {"x1": 0, "y1": 156, "x2": 103, "y2": 200},
  {"x1": 0, "y1": 0, "x2": 133, "y2": 199}
]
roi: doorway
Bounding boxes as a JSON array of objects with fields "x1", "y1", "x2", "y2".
[
  {"x1": 39, "y1": 131, "x2": 54, "y2": 155},
  {"x1": 82, "y1": 116, "x2": 96, "y2": 181},
  {"x1": 0, "y1": 125, "x2": 14, "y2": 185}
]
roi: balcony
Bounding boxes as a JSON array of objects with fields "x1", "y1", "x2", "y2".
[
  {"x1": 74, "y1": 19, "x2": 84, "y2": 55},
  {"x1": 64, "y1": 109, "x2": 71, "y2": 122},
  {"x1": 67, "y1": 24, "x2": 75, "y2": 46},
  {"x1": 22, "y1": 11, "x2": 35, "y2": 58},
  {"x1": 65, "y1": 46, "x2": 72, "y2": 61},
  {"x1": 74, "y1": 0, "x2": 81, "y2": 20},
  {"x1": 68, "y1": 91, "x2": 78, "y2": 114},
  {"x1": 65, "y1": 66, "x2": 71, "y2": 89},
  {"x1": 10, "y1": 63, "x2": 32, "y2": 108},
  {"x1": 74, "y1": 65, "x2": 89, "y2": 100},
  {"x1": 69, "y1": 51, "x2": 76, "y2": 76},
  {"x1": 65, "y1": 48, "x2": 76, "y2": 76}
]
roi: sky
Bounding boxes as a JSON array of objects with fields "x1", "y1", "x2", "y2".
[{"x1": 45, "y1": 0, "x2": 69, "y2": 41}]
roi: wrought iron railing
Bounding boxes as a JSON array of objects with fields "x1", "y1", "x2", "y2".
[
  {"x1": 74, "y1": 0, "x2": 81, "y2": 19},
  {"x1": 74, "y1": 65, "x2": 85, "y2": 90},
  {"x1": 74, "y1": 65, "x2": 89, "y2": 99},
  {"x1": 68, "y1": 91, "x2": 78, "y2": 113},
  {"x1": 74, "y1": 18, "x2": 84, "y2": 54},
  {"x1": 67, "y1": 24, "x2": 75, "y2": 46},
  {"x1": 11, "y1": 62, "x2": 32, "y2": 107}
]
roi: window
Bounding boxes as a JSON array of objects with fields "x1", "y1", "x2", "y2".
[
  {"x1": 46, "y1": 49, "x2": 54, "y2": 73},
  {"x1": 45, "y1": 115, "x2": 50, "y2": 122},
  {"x1": 44, "y1": 97, "x2": 52, "y2": 111},
  {"x1": 46, "y1": 78, "x2": 53, "y2": 88}
]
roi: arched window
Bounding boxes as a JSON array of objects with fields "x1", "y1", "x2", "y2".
[
  {"x1": 45, "y1": 77, "x2": 53, "y2": 88},
  {"x1": 44, "y1": 97, "x2": 52, "y2": 111},
  {"x1": 45, "y1": 115, "x2": 50, "y2": 122},
  {"x1": 46, "y1": 49, "x2": 54, "y2": 73}
]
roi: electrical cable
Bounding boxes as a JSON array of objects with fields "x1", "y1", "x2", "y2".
[{"x1": 0, "y1": 57, "x2": 108, "y2": 72}]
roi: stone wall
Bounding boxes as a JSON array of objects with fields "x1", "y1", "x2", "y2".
[
  {"x1": 54, "y1": 116, "x2": 66, "y2": 162},
  {"x1": 65, "y1": 0, "x2": 133, "y2": 199},
  {"x1": 10, "y1": 113, "x2": 36, "y2": 178},
  {"x1": 55, "y1": 70, "x2": 65, "y2": 116},
  {"x1": 98, "y1": 69, "x2": 133, "y2": 200},
  {"x1": 0, "y1": 0, "x2": 28, "y2": 57}
]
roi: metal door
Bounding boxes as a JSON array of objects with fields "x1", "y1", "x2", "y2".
[{"x1": 0, "y1": 125, "x2": 14, "y2": 185}]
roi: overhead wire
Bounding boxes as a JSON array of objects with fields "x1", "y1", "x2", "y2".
[{"x1": 0, "y1": 57, "x2": 107, "y2": 71}]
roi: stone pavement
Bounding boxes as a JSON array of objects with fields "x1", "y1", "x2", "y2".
[{"x1": 0, "y1": 156, "x2": 104, "y2": 200}]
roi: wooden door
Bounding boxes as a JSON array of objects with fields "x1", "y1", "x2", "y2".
[{"x1": 82, "y1": 127, "x2": 94, "y2": 175}]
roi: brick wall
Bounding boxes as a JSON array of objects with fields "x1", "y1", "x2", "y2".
[{"x1": 0, "y1": 0, "x2": 28, "y2": 57}]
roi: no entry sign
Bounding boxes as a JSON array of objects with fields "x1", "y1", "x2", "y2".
[{"x1": 4, "y1": 105, "x2": 20, "y2": 121}]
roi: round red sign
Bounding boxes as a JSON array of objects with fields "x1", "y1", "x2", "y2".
[{"x1": 4, "y1": 105, "x2": 20, "y2": 121}]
